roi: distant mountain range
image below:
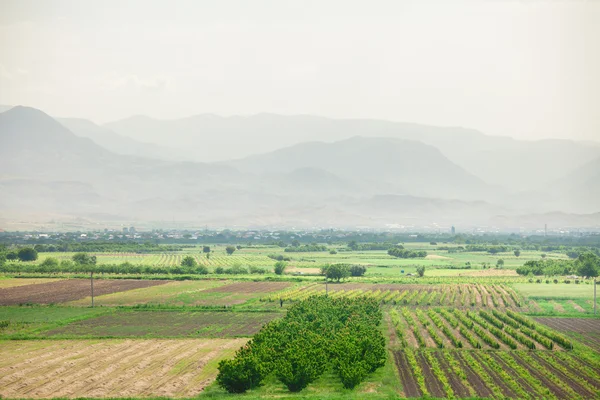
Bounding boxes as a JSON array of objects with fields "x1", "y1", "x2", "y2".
[{"x1": 0, "y1": 105, "x2": 598, "y2": 230}]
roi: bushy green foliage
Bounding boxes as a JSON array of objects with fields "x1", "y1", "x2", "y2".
[
  {"x1": 273, "y1": 261, "x2": 287, "y2": 275},
  {"x1": 349, "y1": 265, "x2": 366, "y2": 277},
  {"x1": 284, "y1": 244, "x2": 328, "y2": 252},
  {"x1": 17, "y1": 247, "x2": 38, "y2": 262},
  {"x1": 387, "y1": 247, "x2": 427, "y2": 258},
  {"x1": 216, "y1": 296, "x2": 385, "y2": 393},
  {"x1": 516, "y1": 259, "x2": 574, "y2": 276},
  {"x1": 225, "y1": 245, "x2": 236, "y2": 255},
  {"x1": 322, "y1": 264, "x2": 350, "y2": 282},
  {"x1": 180, "y1": 256, "x2": 197, "y2": 267},
  {"x1": 575, "y1": 252, "x2": 599, "y2": 278}
]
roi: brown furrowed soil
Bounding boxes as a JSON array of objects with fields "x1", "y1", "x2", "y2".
[
  {"x1": 432, "y1": 352, "x2": 471, "y2": 398},
  {"x1": 0, "y1": 279, "x2": 169, "y2": 305},
  {"x1": 0, "y1": 339, "x2": 245, "y2": 398},
  {"x1": 392, "y1": 351, "x2": 421, "y2": 398},
  {"x1": 43, "y1": 310, "x2": 281, "y2": 338},
  {"x1": 204, "y1": 281, "x2": 291, "y2": 293},
  {"x1": 536, "y1": 317, "x2": 600, "y2": 351},
  {"x1": 416, "y1": 353, "x2": 445, "y2": 397}
]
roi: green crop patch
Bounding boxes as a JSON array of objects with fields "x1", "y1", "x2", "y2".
[{"x1": 40, "y1": 310, "x2": 282, "y2": 338}]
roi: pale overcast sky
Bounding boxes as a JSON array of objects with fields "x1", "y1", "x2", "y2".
[{"x1": 0, "y1": 0, "x2": 598, "y2": 141}]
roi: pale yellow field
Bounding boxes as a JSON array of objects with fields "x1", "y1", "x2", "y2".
[
  {"x1": 64, "y1": 280, "x2": 225, "y2": 306},
  {"x1": 0, "y1": 339, "x2": 246, "y2": 398},
  {"x1": 0, "y1": 278, "x2": 64, "y2": 289}
]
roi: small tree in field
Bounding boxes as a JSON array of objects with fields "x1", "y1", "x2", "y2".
[
  {"x1": 72, "y1": 252, "x2": 96, "y2": 266},
  {"x1": 416, "y1": 265, "x2": 425, "y2": 277},
  {"x1": 496, "y1": 259, "x2": 505, "y2": 269},
  {"x1": 226, "y1": 246, "x2": 236, "y2": 255},
  {"x1": 349, "y1": 265, "x2": 366, "y2": 277},
  {"x1": 17, "y1": 247, "x2": 38, "y2": 262},
  {"x1": 325, "y1": 264, "x2": 350, "y2": 282},
  {"x1": 203, "y1": 246, "x2": 211, "y2": 253},
  {"x1": 181, "y1": 256, "x2": 197, "y2": 267},
  {"x1": 274, "y1": 261, "x2": 287, "y2": 275},
  {"x1": 514, "y1": 249, "x2": 521, "y2": 257}
]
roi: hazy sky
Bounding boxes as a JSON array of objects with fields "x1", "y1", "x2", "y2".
[{"x1": 0, "y1": 0, "x2": 598, "y2": 141}]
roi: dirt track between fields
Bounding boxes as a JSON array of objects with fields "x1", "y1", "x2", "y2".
[{"x1": 0, "y1": 279, "x2": 169, "y2": 305}]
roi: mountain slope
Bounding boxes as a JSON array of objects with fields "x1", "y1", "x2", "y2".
[
  {"x1": 58, "y1": 118, "x2": 186, "y2": 161},
  {"x1": 228, "y1": 136, "x2": 495, "y2": 201},
  {"x1": 104, "y1": 113, "x2": 600, "y2": 192}
]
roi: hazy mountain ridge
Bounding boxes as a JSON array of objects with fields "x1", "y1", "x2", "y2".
[
  {"x1": 0, "y1": 106, "x2": 598, "y2": 229},
  {"x1": 104, "y1": 113, "x2": 600, "y2": 192}
]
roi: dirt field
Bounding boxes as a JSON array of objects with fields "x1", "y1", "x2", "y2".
[
  {"x1": 536, "y1": 317, "x2": 600, "y2": 351},
  {"x1": 0, "y1": 279, "x2": 169, "y2": 305},
  {"x1": 43, "y1": 310, "x2": 281, "y2": 338},
  {"x1": 0, "y1": 339, "x2": 246, "y2": 398},
  {"x1": 204, "y1": 281, "x2": 291, "y2": 293}
]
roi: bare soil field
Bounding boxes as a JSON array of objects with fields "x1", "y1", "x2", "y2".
[
  {"x1": 536, "y1": 317, "x2": 600, "y2": 351},
  {"x1": 43, "y1": 310, "x2": 281, "y2": 338},
  {"x1": 0, "y1": 339, "x2": 246, "y2": 398},
  {"x1": 0, "y1": 279, "x2": 169, "y2": 305},
  {"x1": 204, "y1": 281, "x2": 291, "y2": 293}
]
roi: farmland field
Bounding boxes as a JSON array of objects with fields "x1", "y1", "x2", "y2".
[
  {"x1": 1, "y1": 240, "x2": 598, "y2": 399},
  {"x1": 0, "y1": 339, "x2": 246, "y2": 398},
  {"x1": 43, "y1": 310, "x2": 282, "y2": 338},
  {"x1": 536, "y1": 317, "x2": 600, "y2": 352},
  {"x1": 0, "y1": 279, "x2": 169, "y2": 305}
]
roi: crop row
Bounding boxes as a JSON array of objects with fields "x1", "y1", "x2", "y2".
[
  {"x1": 390, "y1": 307, "x2": 572, "y2": 351},
  {"x1": 395, "y1": 349, "x2": 600, "y2": 399},
  {"x1": 262, "y1": 284, "x2": 524, "y2": 308}
]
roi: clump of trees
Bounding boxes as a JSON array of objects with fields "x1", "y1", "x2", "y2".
[
  {"x1": 347, "y1": 241, "x2": 396, "y2": 251},
  {"x1": 267, "y1": 254, "x2": 291, "y2": 262},
  {"x1": 284, "y1": 244, "x2": 328, "y2": 253},
  {"x1": 321, "y1": 264, "x2": 350, "y2": 282},
  {"x1": 216, "y1": 296, "x2": 386, "y2": 393},
  {"x1": 516, "y1": 259, "x2": 574, "y2": 276},
  {"x1": 387, "y1": 247, "x2": 427, "y2": 259}
]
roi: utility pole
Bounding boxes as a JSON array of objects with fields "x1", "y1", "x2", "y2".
[{"x1": 91, "y1": 270, "x2": 94, "y2": 308}]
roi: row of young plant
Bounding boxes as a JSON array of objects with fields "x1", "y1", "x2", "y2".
[
  {"x1": 216, "y1": 296, "x2": 386, "y2": 393},
  {"x1": 398, "y1": 348, "x2": 600, "y2": 399},
  {"x1": 262, "y1": 284, "x2": 523, "y2": 308},
  {"x1": 391, "y1": 307, "x2": 571, "y2": 350}
]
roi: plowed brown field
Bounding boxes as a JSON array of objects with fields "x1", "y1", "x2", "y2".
[
  {"x1": 0, "y1": 339, "x2": 246, "y2": 398},
  {"x1": 0, "y1": 279, "x2": 169, "y2": 305}
]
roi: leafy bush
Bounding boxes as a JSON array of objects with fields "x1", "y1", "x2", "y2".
[
  {"x1": 349, "y1": 265, "x2": 366, "y2": 277},
  {"x1": 273, "y1": 261, "x2": 287, "y2": 275}
]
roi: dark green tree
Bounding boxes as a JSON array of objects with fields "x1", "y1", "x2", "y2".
[
  {"x1": 576, "y1": 253, "x2": 599, "y2": 278},
  {"x1": 274, "y1": 261, "x2": 287, "y2": 275},
  {"x1": 17, "y1": 247, "x2": 38, "y2": 262},
  {"x1": 181, "y1": 256, "x2": 197, "y2": 267}
]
